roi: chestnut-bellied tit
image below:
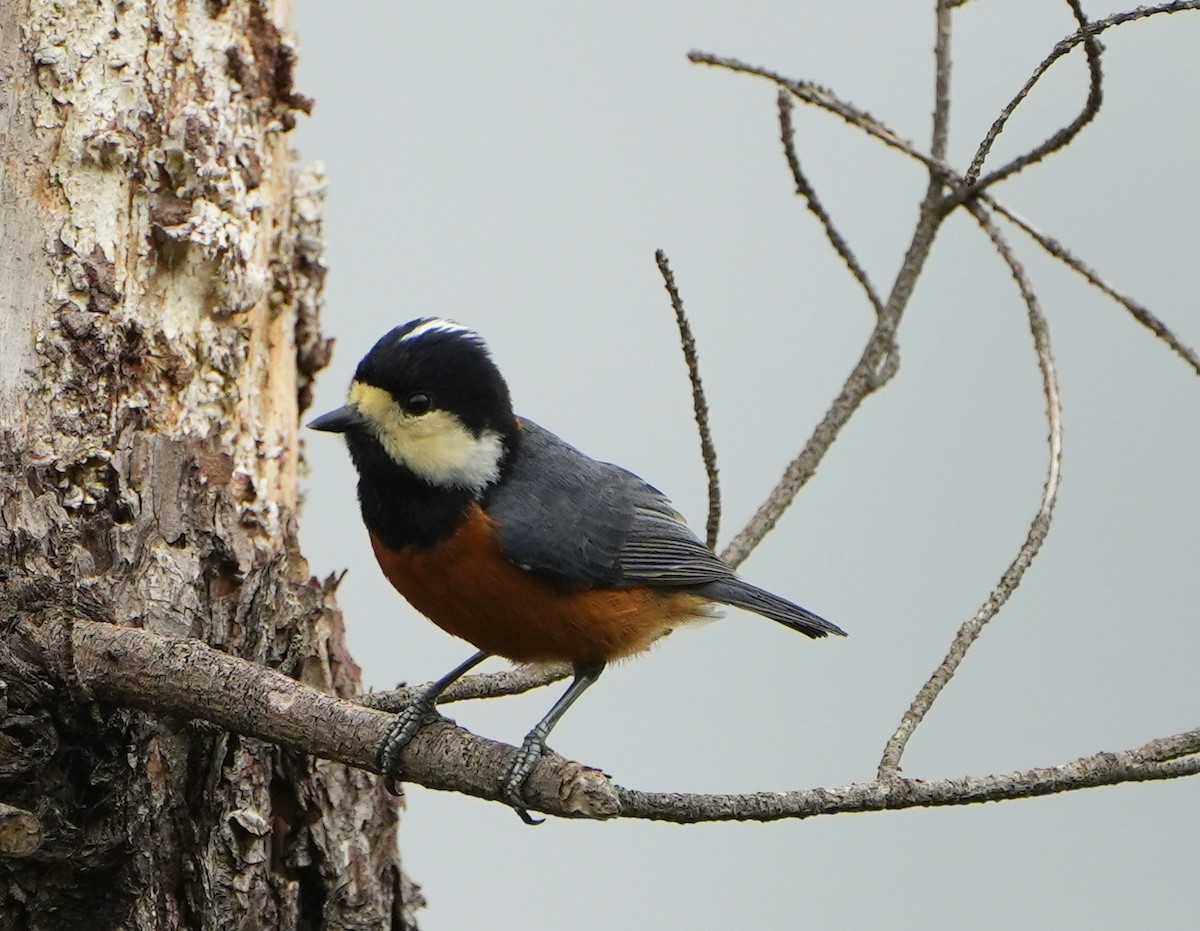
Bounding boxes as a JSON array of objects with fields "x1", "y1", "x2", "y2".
[{"x1": 308, "y1": 317, "x2": 844, "y2": 823}]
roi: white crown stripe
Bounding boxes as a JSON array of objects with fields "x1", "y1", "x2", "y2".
[{"x1": 400, "y1": 318, "x2": 479, "y2": 343}]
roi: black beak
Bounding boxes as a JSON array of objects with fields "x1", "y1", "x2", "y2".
[{"x1": 307, "y1": 405, "x2": 369, "y2": 434}]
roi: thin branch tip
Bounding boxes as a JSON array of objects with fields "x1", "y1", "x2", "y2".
[
  {"x1": 775, "y1": 89, "x2": 883, "y2": 316},
  {"x1": 654, "y1": 250, "x2": 721, "y2": 548}
]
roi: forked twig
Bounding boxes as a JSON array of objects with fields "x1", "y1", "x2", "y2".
[
  {"x1": 721, "y1": 3, "x2": 954, "y2": 566},
  {"x1": 986, "y1": 196, "x2": 1200, "y2": 377},
  {"x1": 655, "y1": 250, "x2": 721, "y2": 549},
  {"x1": 878, "y1": 201, "x2": 1064, "y2": 778},
  {"x1": 967, "y1": 0, "x2": 1104, "y2": 188},
  {"x1": 689, "y1": 52, "x2": 949, "y2": 178}
]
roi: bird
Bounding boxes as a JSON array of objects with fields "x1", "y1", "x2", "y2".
[{"x1": 308, "y1": 317, "x2": 845, "y2": 823}]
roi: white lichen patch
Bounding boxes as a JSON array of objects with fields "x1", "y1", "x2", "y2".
[{"x1": 16, "y1": 0, "x2": 320, "y2": 556}]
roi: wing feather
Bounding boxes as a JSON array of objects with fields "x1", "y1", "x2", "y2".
[{"x1": 485, "y1": 420, "x2": 732, "y2": 589}]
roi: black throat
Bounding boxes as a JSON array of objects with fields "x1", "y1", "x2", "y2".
[
  {"x1": 346, "y1": 433, "x2": 475, "y2": 550},
  {"x1": 345, "y1": 424, "x2": 520, "y2": 551}
]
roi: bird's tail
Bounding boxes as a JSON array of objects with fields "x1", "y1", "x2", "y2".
[{"x1": 697, "y1": 579, "x2": 846, "y2": 639}]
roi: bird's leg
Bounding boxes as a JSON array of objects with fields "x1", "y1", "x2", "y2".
[
  {"x1": 378, "y1": 650, "x2": 490, "y2": 793},
  {"x1": 503, "y1": 660, "x2": 605, "y2": 825}
]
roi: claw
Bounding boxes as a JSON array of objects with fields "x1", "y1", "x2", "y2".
[
  {"x1": 496, "y1": 660, "x2": 606, "y2": 825},
  {"x1": 502, "y1": 733, "x2": 548, "y2": 825},
  {"x1": 377, "y1": 696, "x2": 441, "y2": 787},
  {"x1": 514, "y1": 808, "x2": 544, "y2": 826},
  {"x1": 375, "y1": 651, "x2": 492, "y2": 792}
]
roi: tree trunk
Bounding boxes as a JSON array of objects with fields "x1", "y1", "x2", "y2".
[{"x1": 0, "y1": 1, "x2": 419, "y2": 927}]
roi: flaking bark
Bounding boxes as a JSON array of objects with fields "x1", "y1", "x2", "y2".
[{"x1": 0, "y1": 1, "x2": 416, "y2": 928}]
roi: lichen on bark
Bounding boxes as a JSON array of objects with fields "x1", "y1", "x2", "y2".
[{"x1": 0, "y1": 1, "x2": 414, "y2": 927}]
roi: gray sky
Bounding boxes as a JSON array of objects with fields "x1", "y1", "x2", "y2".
[{"x1": 293, "y1": 3, "x2": 1200, "y2": 928}]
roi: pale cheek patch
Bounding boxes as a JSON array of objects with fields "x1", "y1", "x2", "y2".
[{"x1": 349, "y1": 382, "x2": 503, "y2": 491}]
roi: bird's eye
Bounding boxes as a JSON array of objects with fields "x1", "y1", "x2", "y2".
[{"x1": 403, "y1": 392, "x2": 433, "y2": 416}]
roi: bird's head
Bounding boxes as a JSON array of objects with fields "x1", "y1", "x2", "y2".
[{"x1": 308, "y1": 318, "x2": 515, "y2": 491}]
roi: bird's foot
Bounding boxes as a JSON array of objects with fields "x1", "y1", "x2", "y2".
[
  {"x1": 377, "y1": 691, "x2": 443, "y2": 796},
  {"x1": 502, "y1": 732, "x2": 549, "y2": 825}
]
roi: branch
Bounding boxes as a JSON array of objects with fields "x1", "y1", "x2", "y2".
[
  {"x1": 878, "y1": 201, "x2": 1064, "y2": 778},
  {"x1": 38, "y1": 617, "x2": 619, "y2": 819},
  {"x1": 692, "y1": 2, "x2": 1199, "y2": 564},
  {"x1": 695, "y1": 3, "x2": 1200, "y2": 208},
  {"x1": 619, "y1": 729, "x2": 1200, "y2": 823},
  {"x1": 688, "y1": 51, "x2": 949, "y2": 178},
  {"x1": 776, "y1": 91, "x2": 883, "y2": 316},
  {"x1": 986, "y1": 196, "x2": 1200, "y2": 378},
  {"x1": 931, "y1": 0, "x2": 953, "y2": 163},
  {"x1": 718, "y1": 321, "x2": 896, "y2": 567},
  {"x1": 654, "y1": 250, "x2": 722, "y2": 549},
  {"x1": 966, "y1": 0, "x2": 1104, "y2": 188},
  {"x1": 361, "y1": 663, "x2": 570, "y2": 712},
  {"x1": 721, "y1": 9, "x2": 955, "y2": 565},
  {"x1": 21, "y1": 613, "x2": 1200, "y2": 823}
]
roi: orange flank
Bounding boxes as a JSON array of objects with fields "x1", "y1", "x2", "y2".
[{"x1": 369, "y1": 506, "x2": 712, "y2": 665}]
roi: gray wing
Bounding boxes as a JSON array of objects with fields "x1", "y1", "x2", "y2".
[{"x1": 484, "y1": 419, "x2": 736, "y2": 590}]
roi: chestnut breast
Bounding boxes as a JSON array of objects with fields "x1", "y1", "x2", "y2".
[{"x1": 368, "y1": 505, "x2": 713, "y2": 664}]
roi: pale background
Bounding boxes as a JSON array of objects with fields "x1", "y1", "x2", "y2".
[{"x1": 292, "y1": 3, "x2": 1199, "y2": 928}]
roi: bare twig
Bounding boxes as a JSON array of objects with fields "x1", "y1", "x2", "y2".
[
  {"x1": 967, "y1": 0, "x2": 1104, "y2": 188},
  {"x1": 693, "y1": 2, "x2": 1198, "y2": 568},
  {"x1": 655, "y1": 249, "x2": 722, "y2": 549},
  {"x1": 931, "y1": 0, "x2": 954, "y2": 163},
  {"x1": 361, "y1": 663, "x2": 570, "y2": 712},
  {"x1": 719, "y1": 321, "x2": 895, "y2": 567},
  {"x1": 700, "y1": 30, "x2": 1190, "y2": 383},
  {"x1": 776, "y1": 92, "x2": 883, "y2": 316},
  {"x1": 1086, "y1": 0, "x2": 1200, "y2": 27},
  {"x1": 878, "y1": 202, "x2": 1064, "y2": 779},
  {"x1": 1134, "y1": 729, "x2": 1200, "y2": 764},
  {"x1": 693, "y1": 4, "x2": 1199, "y2": 213},
  {"x1": 688, "y1": 52, "x2": 950, "y2": 178},
  {"x1": 987, "y1": 197, "x2": 1200, "y2": 378}
]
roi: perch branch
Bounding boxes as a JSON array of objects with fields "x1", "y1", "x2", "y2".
[
  {"x1": 45, "y1": 618, "x2": 619, "y2": 819},
  {"x1": 22, "y1": 613, "x2": 1200, "y2": 824}
]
